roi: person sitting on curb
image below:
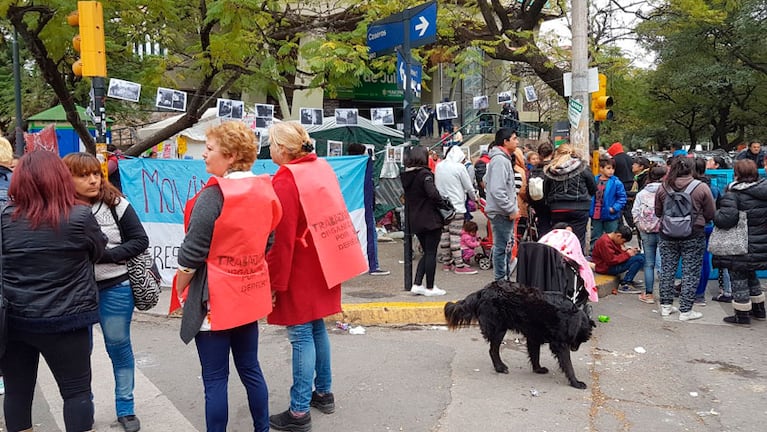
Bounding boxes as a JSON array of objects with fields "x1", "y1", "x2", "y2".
[{"x1": 592, "y1": 226, "x2": 645, "y2": 294}]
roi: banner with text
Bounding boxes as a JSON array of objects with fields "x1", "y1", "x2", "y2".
[{"x1": 119, "y1": 156, "x2": 369, "y2": 284}]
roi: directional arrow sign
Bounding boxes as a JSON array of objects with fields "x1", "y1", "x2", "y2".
[{"x1": 367, "y1": 1, "x2": 437, "y2": 58}]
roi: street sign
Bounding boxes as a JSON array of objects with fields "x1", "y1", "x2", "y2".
[
  {"x1": 568, "y1": 98, "x2": 584, "y2": 128},
  {"x1": 396, "y1": 51, "x2": 422, "y2": 98},
  {"x1": 367, "y1": 1, "x2": 437, "y2": 58}
]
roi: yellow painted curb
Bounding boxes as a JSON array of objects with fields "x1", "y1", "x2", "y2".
[{"x1": 327, "y1": 302, "x2": 449, "y2": 326}]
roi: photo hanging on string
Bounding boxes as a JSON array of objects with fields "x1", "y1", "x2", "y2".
[
  {"x1": 335, "y1": 108, "x2": 359, "y2": 125},
  {"x1": 371, "y1": 107, "x2": 395, "y2": 125},
  {"x1": 473, "y1": 95, "x2": 489, "y2": 110},
  {"x1": 107, "y1": 78, "x2": 141, "y2": 103},
  {"x1": 497, "y1": 91, "x2": 513, "y2": 104},
  {"x1": 435, "y1": 101, "x2": 457, "y2": 120},
  {"x1": 327, "y1": 140, "x2": 343, "y2": 157},
  {"x1": 414, "y1": 106, "x2": 429, "y2": 134},
  {"x1": 156, "y1": 87, "x2": 187, "y2": 112}
]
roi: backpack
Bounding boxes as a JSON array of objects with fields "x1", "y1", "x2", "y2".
[
  {"x1": 660, "y1": 180, "x2": 701, "y2": 238},
  {"x1": 528, "y1": 176, "x2": 544, "y2": 201},
  {"x1": 634, "y1": 190, "x2": 660, "y2": 233}
]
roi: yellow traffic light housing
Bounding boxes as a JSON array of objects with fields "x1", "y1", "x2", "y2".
[
  {"x1": 68, "y1": 1, "x2": 107, "y2": 77},
  {"x1": 591, "y1": 73, "x2": 613, "y2": 122}
]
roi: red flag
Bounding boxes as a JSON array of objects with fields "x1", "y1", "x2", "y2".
[{"x1": 24, "y1": 124, "x2": 59, "y2": 153}]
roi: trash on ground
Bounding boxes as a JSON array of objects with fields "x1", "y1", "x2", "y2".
[
  {"x1": 349, "y1": 325, "x2": 366, "y2": 335},
  {"x1": 335, "y1": 321, "x2": 350, "y2": 331},
  {"x1": 689, "y1": 392, "x2": 699, "y2": 397},
  {"x1": 697, "y1": 408, "x2": 719, "y2": 417},
  {"x1": 530, "y1": 388, "x2": 539, "y2": 397},
  {"x1": 634, "y1": 346, "x2": 646, "y2": 354}
]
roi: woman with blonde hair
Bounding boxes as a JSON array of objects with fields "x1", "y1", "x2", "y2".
[
  {"x1": 542, "y1": 144, "x2": 597, "y2": 249},
  {"x1": 175, "y1": 121, "x2": 283, "y2": 432},
  {"x1": 267, "y1": 122, "x2": 367, "y2": 431}
]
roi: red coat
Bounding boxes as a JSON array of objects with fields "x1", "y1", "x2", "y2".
[{"x1": 267, "y1": 154, "x2": 342, "y2": 326}]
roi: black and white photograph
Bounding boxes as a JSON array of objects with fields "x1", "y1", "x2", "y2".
[
  {"x1": 394, "y1": 146, "x2": 404, "y2": 164},
  {"x1": 414, "y1": 105, "x2": 429, "y2": 134},
  {"x1": 524, "y1": 85, "x2": 538, "y2": 103},
  {"x1": 335, "y1": 108, "x2": 359, "y2": 125},
  {"x1": 473, "y1": 95, "x2": 489, "y2": 110},
  {"x1": 217, "y1": 98, "x2": 233, "y2": 118},
  {"x1": 497, "y1": 91, "x2": 513, "y2": 104},
  {"x1": 107, "y1": 78, "x2": 141, "y2": 102},
  {"x1": 386, "y1": 146, "x2": 396, "y2": 163},
  {"x1": 231, "y1": 100, "x2": 244, "y2": 119},
  {"x1": 436, "y1": 101, "x2": 457, "y2": 121},
  {"x1": 370, "y1": 107, "x2": 394, "y2": 125},
  {"x1": 300, "y1": 108, "x2": 324, "y2": 126},
  {"x1": 256, "y1": 104, "x2": 274, "y2": 119},
  {"x1": 327, "y1": 140, "x2": 343, "y2": 157},
  {"x1": 364, "y1": 144, "x2": 376, "y2": 160},
  {"x1": 156, "y1": 87, "x2": 187, "y2": 112},
  {"x1": 255, "y1": 117, "x2": 273, "y2": 129}
]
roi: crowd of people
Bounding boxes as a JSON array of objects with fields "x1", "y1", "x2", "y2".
[
  {"x1": 404, "y1": 133, "x2": 766, "y2": 326},
  {"x1": 1, "y1": 124, "x2": 765, "y2": 432}
]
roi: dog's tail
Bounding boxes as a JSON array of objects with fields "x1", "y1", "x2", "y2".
[{"x1": 444, "y1": 290, "x2": 484, "y2": 330}]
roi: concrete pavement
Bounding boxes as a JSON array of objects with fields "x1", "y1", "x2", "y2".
[{"x1": 146, "y1": 237, "x2": 619, "y2": 326}]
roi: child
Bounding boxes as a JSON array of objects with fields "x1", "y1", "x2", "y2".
[
  {"x1": 592, "y1": 226, "x2": 645, "y2": 293},
  {"x1": 460, "y1": 220, "x2": 481, "y2": 266},
  {"x1": 589, "y1": 157, "x2": 627, "y2": 251}
]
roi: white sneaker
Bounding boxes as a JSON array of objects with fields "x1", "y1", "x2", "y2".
[
  {"x1": 661, "y1": 305, "x2": 679, "y2": 316},
  {"x1": 679, "y1": 310, "x2": 703, "y2": 321},
  {"x1": 410, "y1": 284, "x2": 428, "y2": 296},
  {"x1": 423, "y1": 286, "x2": 446, "y2": 296}
]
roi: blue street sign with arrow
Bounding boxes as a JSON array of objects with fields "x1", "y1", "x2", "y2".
[
  {"x1": 367, "y1": 1, "x2": 437, "y2": 58},
  {"x1": 396, "y1": 51, "x2": 422, "y2": 98}
]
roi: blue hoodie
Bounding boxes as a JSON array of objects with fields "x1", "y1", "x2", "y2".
[{"x1": 589, "y1": 174, "x2": 627, "y2": 221}]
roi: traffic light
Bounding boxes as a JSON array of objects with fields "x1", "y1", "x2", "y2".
[
  {"x1": 67, "y1": 1, "x2": 107, "y2": 77},
  {"x1": 591, "y1": 73, "x2": 613, "y2": 122}
]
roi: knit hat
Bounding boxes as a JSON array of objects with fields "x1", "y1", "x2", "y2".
[{"x1": 606, "y1": 142, "x2": 623, "y2": 157}]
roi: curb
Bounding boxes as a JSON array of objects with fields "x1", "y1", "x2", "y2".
[{"x1": 329, "y1": 274, "x2": 621, "y2": 326}]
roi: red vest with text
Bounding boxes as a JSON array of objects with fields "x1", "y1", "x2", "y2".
[
  {"x1": 282, "y1": 159, "x2": 368, "y2": 288},
  {"x1": 181, "y1": 175, "x2": 282, "y2": 331}
]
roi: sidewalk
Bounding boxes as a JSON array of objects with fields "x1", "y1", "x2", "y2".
[{"x1": 146, "y1": 239, "x2": 618, "y2": 326}]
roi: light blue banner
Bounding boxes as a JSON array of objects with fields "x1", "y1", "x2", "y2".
[{"x1": 119, "y1": 156, "x2": 368, "y2": 224}]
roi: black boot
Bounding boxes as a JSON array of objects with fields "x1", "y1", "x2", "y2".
[
  {"x1": 750, "y1": 302, "x2": 766, "y2": 321},
  {"x1": 723, "y1": 310, "x2": 751, "y2": 325}
]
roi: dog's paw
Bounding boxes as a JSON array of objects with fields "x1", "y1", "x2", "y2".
[
  {"x1": 533, "y1": 367, "x2": 549, "y2": 374},
  {"x1": 495, "y1": 365, "x2": 509, "y2": 374},
  {"x1": 570, "y1": 380, "x2": 587, "y2": 390}
]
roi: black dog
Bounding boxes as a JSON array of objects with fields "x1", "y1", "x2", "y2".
[{"x1": 444, "y1": 281, "x2": 595, "y2": 389}]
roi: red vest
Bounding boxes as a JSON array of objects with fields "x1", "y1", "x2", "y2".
[
  {"x1": 283, "y1": 159, "x2": 368, "y2": 287},
  {"x1": 172, "y1": 175, "x2": 282, "y2": 330}
]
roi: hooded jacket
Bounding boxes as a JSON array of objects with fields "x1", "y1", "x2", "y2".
[
  {"x1": 543, "y1": 157, "x2": 596, "y2": 211},
  {"x1": 401, "y1": 166, "x2": 444, "y2": 234},
  {"x1": 712, "y1": 179, "x2": 767, "y2": 271},
  {"x1": 435, "y1": 146, "x2": 476, "y2": 212},
  {"x1": 484, "y1": 146, "x2": 518, "y2": 218},
  {"x1": 654, "y1": 175, "x2": 716, "y2": 238},
  {"x1": 589, "y1": 174, "x2": 627, "y2": 221},
  {"x1": 632, "y1": 182, "x2": 662, "y2": 233},
  {"x1": 606, "y1": 142, "x2": 634, "y2": 190}
]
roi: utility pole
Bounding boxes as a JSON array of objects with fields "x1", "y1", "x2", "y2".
[{"x1": 570, "y1": 0, "x2": 589, "y2": 159}]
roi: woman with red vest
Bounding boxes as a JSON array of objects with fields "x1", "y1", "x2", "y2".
[
  {"x1": 175, "y1": 122, "x2": 283, "y2": 432},
  {"x1": 267, "y1": 122, "x2": 367, "y2": 432}
]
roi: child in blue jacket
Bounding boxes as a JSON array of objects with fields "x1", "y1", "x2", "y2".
[{"x1": 589, "y1": 157, "x2": 627, "y2": 251}]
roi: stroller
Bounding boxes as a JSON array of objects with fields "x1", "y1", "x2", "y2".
[
  {"x1": 475, "y1": 198, "x2": 539, "y2": 275},
  {"x1": 517, "y1": 241, "x2": 591, "y2": 312}
]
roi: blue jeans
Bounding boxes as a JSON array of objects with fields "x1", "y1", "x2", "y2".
[
  {"x1": 608, "y1": 254, "x2": 645, "y2": 284},
  {"x1": 639, "y1": 232, "x2": 660, "y2": 294},
  {"x1": 695, "y1": 224, "x2": 714, "y2": 298},
  {"x1": 195, "y1": 321, "x2": 269, "y2": 432},
  {"x1": 491, "y1": 214, "x2": 514, "y2": 281},
  {"x1": 286, "y1": 319, "x2": 332, "y2": 413},
  {"x1": 590, "y1": 218, "x2": 619, "y2": 250},
  {"x1": 99, "y1": 281, "x2": 136, "y2": 418}
]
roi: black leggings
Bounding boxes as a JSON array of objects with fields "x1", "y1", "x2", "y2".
[
  {"x1": 1, "y1": 327, "x2": 94, "y2": 432},
  {"x1": 415, "y1": 228, "x2": 442, "y2": 289}
]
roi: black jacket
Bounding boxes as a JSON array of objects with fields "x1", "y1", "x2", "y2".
[
  {"x1": 712, "y1": 179, "x2": 767, "y2": 271},
  {"x1": 401, "y1": 167, "x2": 444, "y2": 234},
  {"x1": 2, "y1": 204, "x2": 107, "y2": 333},
  {"x1": 543, "y1": 159, "x2": 596, "y2": 211}
]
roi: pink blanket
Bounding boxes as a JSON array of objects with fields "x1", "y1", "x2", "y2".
[{"x1": 538, "y1": 229, "x2": 598, "y2": 302}]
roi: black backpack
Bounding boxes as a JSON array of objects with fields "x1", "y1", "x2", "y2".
[{"x1": 660, "y1": 180, "x2": 701, "y2": 238}]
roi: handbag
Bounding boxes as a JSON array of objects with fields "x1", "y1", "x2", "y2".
[
  {"x1": 0, "y1": 205, "x2": 9, "y2": 357},
  {"x1": 109, "y1": 206, "x2": 161, "y2": 311},
  {"x1": 709, "y1": 210, "x2": 748, "y2": 256},
  {"x1": 437, "y1": 196, "x2": 456, "y2": 225}
]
